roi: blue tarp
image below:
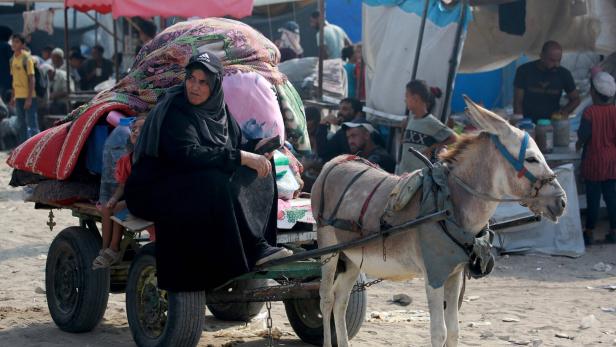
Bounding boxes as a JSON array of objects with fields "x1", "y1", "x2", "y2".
[{"x1": 325, "y1": 0, "x2": 362, "y2": 43}]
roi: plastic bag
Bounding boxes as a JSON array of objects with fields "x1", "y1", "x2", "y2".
[{"x1": 274, "y1": 150, "x2": 300, "y2": 200}]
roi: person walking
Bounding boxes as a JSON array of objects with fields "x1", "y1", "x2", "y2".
[{"x1": 9, "y1": 33, "x2": 39, "y2": 143}]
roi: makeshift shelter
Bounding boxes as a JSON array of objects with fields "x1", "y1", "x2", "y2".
[{"x1": 361, "y1": 0, "x2": 616, "y2": 256}]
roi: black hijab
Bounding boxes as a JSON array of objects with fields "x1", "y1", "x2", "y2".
[{"x1": 134, "y1": 52, "x2": 228, "y2": 162}]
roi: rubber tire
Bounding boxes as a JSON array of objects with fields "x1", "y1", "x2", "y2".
[
  {"x1": 206, "y1": 279, "x2": 266, "y2": 321},
  {"x1": 284, "y1": 273, "x2": 367, "y2": 346},
  {"x1": 126, "y1": 244, "x2": 206, "y2": 347},
  {"x1": 45, "y1": 226, "x2": 110, "y2": 333}
]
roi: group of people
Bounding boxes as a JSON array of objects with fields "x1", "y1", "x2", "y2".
[
  {"x1": 0, "y1": 19, "x2": 159, "y2": 149},
  {"x1": 504, "y1": 39, "x2": 616, "y2": 245}
]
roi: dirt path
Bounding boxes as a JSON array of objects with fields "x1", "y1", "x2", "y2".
[{"x1": 1, "y1": 152, "x2": 615, "y2": 346}]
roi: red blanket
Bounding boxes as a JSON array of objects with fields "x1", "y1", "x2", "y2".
[{"x1": 6, "y1": 102, "x2": 134, "y2": 180}]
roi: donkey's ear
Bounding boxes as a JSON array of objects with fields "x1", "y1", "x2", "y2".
[{"x1": 463, "y1": 95, "x2": 514, "y2": 136}]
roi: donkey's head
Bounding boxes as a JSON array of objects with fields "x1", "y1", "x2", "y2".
[{"x1": 462, "y1": 96, "x2": 566, "y2": 221}]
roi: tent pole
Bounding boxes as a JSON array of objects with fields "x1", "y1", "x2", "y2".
[
  {"x1": 64, "y1": 6, "x2": 70, "y2": 112},
  {"x1": 317, "y1": 0, "x2": 325, "y2": 99},
  {"x1": 113, "y1": 19, "x2": 119, "y2": 82},
  {"x1": 411, "y1": 0, "x2": 430, "y2": 81},
  {"x1": 440, "y1": 0, "x2": 468, "y2": 123}
]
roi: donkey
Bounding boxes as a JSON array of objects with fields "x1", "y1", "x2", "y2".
[{"x1": 311, "y1": 96, "x2": 567, "y2": 347}]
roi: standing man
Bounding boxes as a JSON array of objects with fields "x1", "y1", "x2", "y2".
[
  {"x1": 69, "y1": 51, "x2": 85, "y2": 90},
  {"x1": 0, "y1": 26, "x2": 13, "y2": 102},
  {"x1": 9, "y1": 34, "x2": 39, "y2": 143},
  {"x1": 514, "y1": 40, "x2": 581, "y2": 123},
  {"x1": 47, "y1": 63, "x2": 73, "y2": 114},
  {"x1": 309, "y1": 10, "x2": 351, "y2": 59},
  {"x1": 50, "y1": 48, "x2": 66, "y2": 71},
  {"x1": 82, "y1": 45, "x2": 113, "y2": 90}
]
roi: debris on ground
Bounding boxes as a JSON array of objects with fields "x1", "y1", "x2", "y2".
[{"x1": 391, "y1": 294, "x2": 412, "y2": 306}]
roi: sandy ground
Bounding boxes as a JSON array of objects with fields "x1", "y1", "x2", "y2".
[{"x1": 1, "y1": 151, "x2": 616, "y2": 347}]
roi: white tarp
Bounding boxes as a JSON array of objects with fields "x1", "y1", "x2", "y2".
[
  {"x1": 460, "y1": 0, "x2": 616, "y2": 72},
  {"x1": 491, "y1": 164, "x2": 585, "y2": 257},
  {"x1": 362, "y1": 0, "x2": 470, "y2": 125}
]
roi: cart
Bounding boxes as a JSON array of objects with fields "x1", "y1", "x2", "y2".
[{"x1": 37, "y1": 197, "x2": 370, "y2": 347}]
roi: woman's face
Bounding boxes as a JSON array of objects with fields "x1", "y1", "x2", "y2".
[{"x1": 186, "y1": 68, "x2": 212, "y2": 105}]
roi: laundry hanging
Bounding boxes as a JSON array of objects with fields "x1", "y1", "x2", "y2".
[{"x1": 23, "y1": 9, "x2": 55, "y2": 36}]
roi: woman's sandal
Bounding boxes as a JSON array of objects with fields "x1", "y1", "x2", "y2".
[{"x1": 92, "y1": 248, "x2": 121, "y2": 270}]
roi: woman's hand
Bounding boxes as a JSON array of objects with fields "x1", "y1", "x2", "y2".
[{"x1": 241, "y1": 151, "x2": 272, "y2": 177}]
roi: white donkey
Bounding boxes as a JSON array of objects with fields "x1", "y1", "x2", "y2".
[{"x1": 312, "y1": 96, "x2": 567, "y2": 347}]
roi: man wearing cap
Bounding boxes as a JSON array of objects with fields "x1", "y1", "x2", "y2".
[
  {"x1": 276, "y1": 21, "x2": 303, "y2": 62},
  {"x1": 315, "y1": 97, "x2": 364, "y2": 161},
  {"x1": 576, "y1": 71, "x2": 616, "y2": 245},
  {"x1": 513, "y1": 40, "x2": 581, "y2": 123},
  {"x1": 344, "y1": 122, "x2": 395, "y2": 173}
]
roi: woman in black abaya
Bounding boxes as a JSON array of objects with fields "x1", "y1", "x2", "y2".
[{"x1": 125, "y1": 52, "x2": 292, "y2": 292}]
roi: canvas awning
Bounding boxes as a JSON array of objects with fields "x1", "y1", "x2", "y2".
[{"x1": 65, "y1": 0, "x2": 254, "y2": 19}]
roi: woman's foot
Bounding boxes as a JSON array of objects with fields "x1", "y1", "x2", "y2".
[
  {"x1": 606, "y1": 230, "x2": 616, "y2": 244},
  {"x1": 583, "y1": 229, "x2": 593, "y2": 246},
  {"x1": 255, "y1": 246, "x2": 293, "y2": 266},
  {"x1": 92, "y1": 248, "x2": 121, "y2": 270}
]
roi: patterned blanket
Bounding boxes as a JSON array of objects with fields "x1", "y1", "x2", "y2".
[{"x1": 7, "y1": 18, "x2": 309, "y2": 180}]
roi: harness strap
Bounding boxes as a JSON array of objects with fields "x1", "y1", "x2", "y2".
[
  {"x1": 324, "y1": 167, "x2": 371, "y2": 225},
  {"x1": 491, "y1": 133, "x2": 537, "y2": 184},
  {"x1": 358, "y1": 176, "x2": 389, "y2": 229}
]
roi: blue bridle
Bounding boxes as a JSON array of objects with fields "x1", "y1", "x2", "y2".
[{"x1": 490, "y1": 132, "x2": 538, "y2": 184}]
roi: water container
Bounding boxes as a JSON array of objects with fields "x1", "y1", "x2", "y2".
[
  {"x1": 552, "y1": 119, "x2": 570, "y2": 147},
  {"x1": 85, "y1": 125, "x2": 109, "y2": 174},
  {"x1": 99, "y1": 117, "x2": 134, "y2": 203},
  {"x1": 535, "y1": 119, "x2": 553, "y2": 153}
]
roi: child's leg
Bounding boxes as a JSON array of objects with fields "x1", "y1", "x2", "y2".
[
  {"x1": 101, "y1": 206, "x2": 113, "y2": 250},
  {"x1": 110, "y1": 201, "x2": 128, "y2": 252}
]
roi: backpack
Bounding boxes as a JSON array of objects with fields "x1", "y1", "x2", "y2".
[{"x1": 11, "y1": 55, "x2": 48, "y2": 98}]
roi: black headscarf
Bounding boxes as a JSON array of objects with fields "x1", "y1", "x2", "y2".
[{"x1": 134, "y1": 52, "x2": 227, "y2": 162}]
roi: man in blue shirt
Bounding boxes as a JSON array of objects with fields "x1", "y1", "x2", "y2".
[{"x1": 309, "y1": 11, "x2": 351, "y2": 59}]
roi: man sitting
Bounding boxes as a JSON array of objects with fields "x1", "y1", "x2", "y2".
[
  {"x1": 315, "y1": 97, "x2": 365, "y2": 161},
  {"x1": 343, "y1": 122, "x2": 395, "y2": 173}
]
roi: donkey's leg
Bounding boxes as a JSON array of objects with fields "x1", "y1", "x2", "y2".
[
  {"x1": 331, "y1": 256, "x2": 361, "y2": 347},
  {"x1": 443, "y1": 271, "x2": 464, "y2": 347},
  {"x1": 425, "y1": 283, "x2": 447, "y2": 347},
  {"x1": 319, "y1": 227, "x2": 341, "y2": 347}
]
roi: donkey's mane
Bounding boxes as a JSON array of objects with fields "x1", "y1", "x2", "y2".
[{"x1": 439, "y1": 131, "x2": 490, "y2": 164}]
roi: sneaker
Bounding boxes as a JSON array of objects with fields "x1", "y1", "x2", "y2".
[{"x1": 255, "y1": 247, "x2": 293, "y2": 266}]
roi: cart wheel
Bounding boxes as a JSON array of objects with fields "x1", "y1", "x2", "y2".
[
  {"x1": 45, "y1": 226, "x2": 110, "y2": 332},
  {"x1": 126, "y1": 244, "x2": 206, "y2": 347},
  {"x1": 207, "y1": 279, "x2": 266, "y2": 321},
  {"x1": 284, "y1": 273, "x2": 367, "y2": 346}
]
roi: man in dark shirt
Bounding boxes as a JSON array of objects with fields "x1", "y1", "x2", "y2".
[
  {"x1": 315, "y1": 97, "x2": 365, "y2": 161},
  {"x1": 514, "y1": 40, "x2": 580, "y2": 123},
  {"x1": 0, "y1": 26, "x2": 13, "y2": 102},
  {"x1": 344, "y1": 122, "x2": 395, "y2": 173},
  {"x1": 82, "y1": 45, "x2": 113, "y2": 90}
]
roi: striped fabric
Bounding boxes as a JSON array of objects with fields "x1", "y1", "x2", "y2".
[{"x1": 581, "y1": 104, "x2": 616, "y2": 181}]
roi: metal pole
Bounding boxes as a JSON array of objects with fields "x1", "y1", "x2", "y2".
[
  {"x1": 258, "y1": 209, "x2": 449, "y2": 268},
  {"x1": 411, "y1": 0, "x2": 430, "y2": 81},
  {"x1": 64, "y1": 6, "x2": 70, "y2": 112},
  {"x1": 440, "y1": 0, "x2": 468, "y2": 123},
  {"x1": 113, "y1": 19, "x2": 119, "y2": 82},
  {"x1": 317, "y1": 0, "x2": 325, "y2": 99}
]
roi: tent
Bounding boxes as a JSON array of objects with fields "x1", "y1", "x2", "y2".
[{"x1": 65, "y1": 0, "x2": 254, "y2": 19}]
